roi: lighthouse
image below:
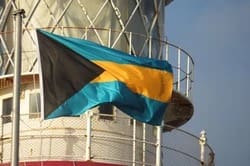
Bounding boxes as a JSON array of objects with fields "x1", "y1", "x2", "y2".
[{"x1": 0, "y1": 0, "x2": 214, "y2": 165}]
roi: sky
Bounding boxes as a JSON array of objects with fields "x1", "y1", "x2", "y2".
[{"x1": 165, "y1": 0, "x2": 250, "y2": 165}]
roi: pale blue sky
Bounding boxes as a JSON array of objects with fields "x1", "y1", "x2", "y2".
[{"x1": 165, "y1": 0, "x2": 250, "y2": 165}]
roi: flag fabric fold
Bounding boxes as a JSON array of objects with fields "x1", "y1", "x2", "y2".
[{"x1": 36, "y1": 29, "x2": 173, "y2": 125}]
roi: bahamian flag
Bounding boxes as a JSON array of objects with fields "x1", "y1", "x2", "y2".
[{"x1": 37, "y1": 29, "x2": 173, "y2": 125}]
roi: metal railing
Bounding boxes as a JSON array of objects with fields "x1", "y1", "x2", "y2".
[
  {"x1": 0, "y1": 27, "x2": 204, "y2": 165},
  {"x1": 0, "y1": 113, "x2": 214, "y2": 166},
  {"x1": 0, "y1": 27, "x2": 194, "y2": 99}
]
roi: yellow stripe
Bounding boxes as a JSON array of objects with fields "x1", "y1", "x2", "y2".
[{"x1": 91, "y1": 61, "x2": 173, "y2": 102}]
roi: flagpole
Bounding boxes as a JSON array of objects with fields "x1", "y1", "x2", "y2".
[{"x1": 11, "y1": 9, "x2": 25, "y2": 166}]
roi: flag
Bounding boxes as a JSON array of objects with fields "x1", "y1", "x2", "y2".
[{"x1": 36, "y1": 29, "x2": 173, "y2": 125}]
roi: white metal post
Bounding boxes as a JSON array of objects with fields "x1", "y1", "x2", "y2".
[
  {"x1": 165, "y1": 43, "x2": 169, "y2": 61},
  {"x1": 129, "y1": 32, "x2": 132, "y2": 55},
  {"x1": 11, "y1": 9, "x2": 25, "y2": 166},
  {"x1": 142, "y1": 123, "x2": 146, "y2": 166},
  {"x1": 132, "y1": 119, "x2": 136, "y2": 166},
  {"x1": 177, "y1": 48, "x2": 181, "y2": 91},
  {"x1": 156, "y1": 125, "x2": 162, "y2": 166},
  {"x1": 108, "y1": 28, "x2": 111, "y2": 47},
  {"x1": 199, "y1": 130, "x2": 207, "y2": 165},
  {"x1": 149, "y1": 36, "x2": 152, "y2": 58},
  {"x1": 186, "y1": 56, "x2": 190, "y2": 97},
  {"x1": 85, "y1": 111, "x2": 93, "y2": 160},
  {"x1": 84, "y1": 26, "x2": 88, "y2": 40}
]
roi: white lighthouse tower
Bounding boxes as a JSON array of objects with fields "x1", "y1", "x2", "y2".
[{"x1": 0, "y1": 0, "x2": 214, "y2": 165}]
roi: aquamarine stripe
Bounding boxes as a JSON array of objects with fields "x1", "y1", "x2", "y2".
[
  {"x1": 38, "y1": 30, "x2": 172, "y2": 73},
  {"x1": 46, "y1": 81, "x2": 167, "y2": 125}
]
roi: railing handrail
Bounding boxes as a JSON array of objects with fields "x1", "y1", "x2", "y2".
[{"x1": 0, "y1": 26, "x2": 195, "y2": 65}]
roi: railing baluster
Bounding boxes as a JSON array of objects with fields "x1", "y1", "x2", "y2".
[
  {"x1": 132, "y1": 119, "x2": 136, "y2": 166},
  {"x1": 85, "y1": 112, "x2": 92, "y2": 160},
  {"x1": 149, "y1": 36, "x2": 152, "y2": 58},
  {"x1": 142, "y1": 123, "x2": 146, "y2": 166},
  {"x1": 84, "y1": 27, "x2": 88, "y2": 40},
  {"x1": 129, "y1": 32, "x2": 132, "y2": 55},
  {"x1": 186, "y1": 56, "x2": 190, "y2": 97},
  {"x1": 108, "y1": 28, "x2": 111, "y2": 47},
  {"x1": 165, "y1": 41, "x2": 169, "y2": 61},
  {"x1": 156, "y1": 125, "x2": 162, "y2": 166},
  {"x1": 177, "y1": 48, "x2": 181, "y2": 91}
]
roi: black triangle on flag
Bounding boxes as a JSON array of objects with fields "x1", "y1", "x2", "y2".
[{"x1": 37, "y1": 30, "x2": 104, "y2": 118}]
